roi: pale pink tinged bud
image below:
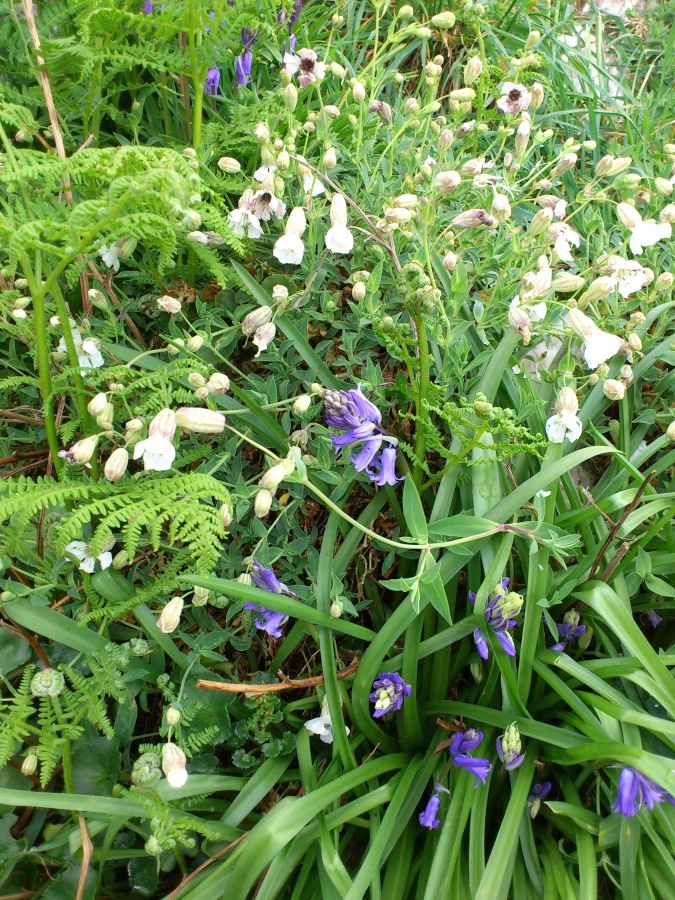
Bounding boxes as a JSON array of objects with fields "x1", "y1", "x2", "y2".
[
  {"x1": 207, "y1": 372, "x2": 230, "y2": 394},
  {"x1": 530, "y1": 208, "x2": 553, "y2": 236},
  {"x1": 393, "y1": 193, "x2": 419, "y2": 209},
  {"x1": 324, "y1": 105, "x2": 340, "y2": 119},
  {"x1": 461, "y1": 158, "x2": 483, "y2": 176},
  {"x1": 157, "y1": 596, "x2": 184, "y2": 634},
  {"x1": 655, "y1": 177, "x2": 673, "y2": 196},
  {"x1": 330, "y1": 193, "x2": 348, "y2": 227},
  {"x1": 161, "y1": 742, "x2": 187, "y2": 787},
  {"x1": 595, "y1": 155, "x2": 615, "y2": 176},
  {"x1": 580, "y1": 276, "x2": 614, "y2": 303},
  {"x1": 254, "y1": 488, "x2": 274, "y2": 517},
  {"x1": 530, "y1": 82, "x2": 544, "y2": 110},
  {"x1": 352, "y1": 282, "x2": 367, "y2": 301},
  {"x1": 551, "y1": 153, "x2": 577, "y2": 177},
  {"x1": 242, "y1": 305, "x2": 273, "y2": 336},
  {"x1": 149, "y1": 409, "x2": 177, "y2": 440},
  {"x1": 434, "y1": 170, "x2": 461, "y2": 194},
  {"x1": 449, "y1": 88, "x2": 475, "y2": 103},
  {"x1": 655, "y1": 272, "x2": 674, "y2": 291},
  {"x1": 536, "y1": 267, "x2": 552, "y2": 294},
  {"x1": 104, "y1": 447, "x2": 129, "y2": 482},
  {"x1": 456, "y1": 120, "x2": 475, "y2": 138},
  {"x1": 323, "y1": 148, "x2": 337, "y2": 170},
  {"x1": 71, "y1": 435, "x2": 99, "y2": 464},
  {"x1": 286, "y1": 207, "x2": 307, "y2": 236},
  {"x1": 616, "y1": 202, "x2": 642, "y2": 229},
  {"x1": 627, "y1": 332, "x2": 642, "y2": 352},
  {"x1": 352, "y1": 81, "x2": 366, "y2": 103},
  {"x1": 438, "y1": 128, "x2": 453, "y2": 151},
  {"x1": 555, "y1": 387, "x2": 579, "y2": 416},
  {"x1": 515, "y1": 120, "x2": 530, "y2": 159},
  {"x1": 175, "y1": 407, "x2": 226, "y2": 434},
  {"x1": 220, "y1": 503, "x2": 233, "y2": 527},
  {"x1": 188, "y1": 372, "x2": 207, "y2": 388},
  {"x1": 508, "y1": 305, "x2": 532, "y2": 345},
  {"x1": 491, "y1": 193, "x2": 511, "y2": 222},
  {"x1": 272, "y1": 284, "x2": 290, "y2": 304},
  {"x1": 218, "y1": 156, "x2": 241, "y2": 173},
  {"x1": 443, "y1": 251, "x2": 458, "y2": 271},
  {"x1": 156, "y1": 295, "x2": 182, "y2": 314},
  {"x1": 87, "y1": 392, "x2": 108, "y2": 416},
  {"x1": 659, "y1": 204, "x2": 675, "y2": 223},
  {"x1": 463, "y1": 56, "x2": 483, "y2": 86},
  {"x1": 606, "y1": 157, "x2": 632, "y2": 177},
  {"x1": 504, "y1": 151, "x2": 513, "y2": 167},
  {"x1": 253, "y1": 322, "x2": 276, "y2": 356},
  {"x1": 619, "y1": 364, "x2": 633, "y2": 385},
  {"x1": 551, "y1": 272, "x2": 585, "y2": 292},
  {"x1": 603, "y1": 379, "x2": 625, "y2": 401},
  {"x1": 452, "y1": 209, "x2": 494, "y2": 228}
]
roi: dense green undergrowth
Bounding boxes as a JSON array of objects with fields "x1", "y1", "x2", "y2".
[{"x1": 0, "y1": 0, "x2": 674, "y2": 897}]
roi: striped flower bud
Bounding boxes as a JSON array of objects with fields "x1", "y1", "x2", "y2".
[
  {"x1": 603, "y1": 379, "x2": 625, "y2": 401},
  {"x1": 87, "y1": 393, "x2": 108, "y2": 416},
  {"x1": 434, "y1": 170, "x2": 461, "y2": 194},
  {"x1": 175, "y1": 407, "x2": 226, "y2": 434},
  {"x1": 157, "y1": 596, "x2": 184, "y2": 634},
  {"x1": 104, "y1": 447, "x2": 129, "y2": 482},
  {"x1": 451, "y1": 209, "x2": 494, "y2": 228},
  {"x1": 242, "y1": 305, "x2": 273, "y2": 336},
  {"x1": 463, "y1": 56, "x2": 483, "y2": 86},
  {"x1": 161, "y1": 742, "x2": 188, "y2": 788},
  {"x1": 254, "y1": 489, "x2": 273, "y2": 518},
  {"x1": 218, "y1": 156, "x2": 241, "y2": 173}
]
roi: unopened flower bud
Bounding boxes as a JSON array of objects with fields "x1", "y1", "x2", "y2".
[
  {"x1": 449, "y1": 88, "x2": 476, "y2": 103},
  {"x1": 352, "y1": 81, "x2": 366, "y2": 103},
  {"x1": 654, "y1": 177, "x2": 673, "y2": 196},
  {"x1": 167, "y1": 338, "x2": 184, "y2": 354},
  {"x1": 330, "y1": 62, "x2": 345, "y2": 78},
  {"x1": 193, "y1": 586, "x2": 209, "y2": 607},
  {"x1": 88, "y1": 393, "x2": 108, "y2": 416},
  {"x1": 21, "y1": 753, "x2": 38, "y2": 777},
  {"x1": 659, "y1": 204, "x2": 675, "y2": 223},
  {"x1": 166, "y1": 706, "x2": 181, "y2": 725},
  {"x1": 293, "y1": 394, "x2": 312, "y2": 413},
  {"x1": 491, "y1": 193, "x2": 511, "y2": 222},
  {"x1": 219, "y1": 503, "x2": 232, "y2": 527},
  {"x1": 404, "y1": 97, "x2": 420, "y2": 117},
  {"x1": 157, "y1": 597, "x2": 184, "y2": 634},
  {"x1": 452, "y1": 209, "x2": 494, "y2": 228},
  {"x1": 551, "y1": 272, "x2": 585, "y2": 292},
  {"x1": 161, "y1": 742, "x2": 187, "y2": 788},
  {"x1": 413, "y1": 26, "x2": 433, "y2": 39},
  {"x1": 187, "y1": 335, "x2": 205, "y2": 352},
  {"x1": 259, "y1": 459, "x2": 296, "y2": 493},
  {"x1": 112, "y1": 550, "x2": 129, "y2": 569},
  {"x1": 498, "y1": 723, "x2": 524, "y2": 770},
  {"x1": 70, "y1": 435, "x2": 99, "y2": 464},
  {"x1": 206, "y1": 372, "x2": 229, "y2": 394},
  {"x1": 508, "y1": 305, "x2": 532, "y2": 345},
  {"x1": 438, "y1": 128, "x2": 453, "y2": 151},
  {"x1": 627, "y1": 332, "x2": 642, "y2": 352},
  {"x1": 218, "y1": 156, "x2": 241, "y2": 173},
  {"x1": 463, "y1": 56, "x2": 483, "y2": 86},
  {"x1": 655, "y1": 272, "x2": 674, "y2": 291},
  {"x1": 125, "y1": 417, "x2": 143, "y2": 434},
  {"x1": 157, "y1": 295, "x2": 182, "y2": 314},
  {"x1": 603, "y1": 379, "x2": 625, "y2": 401},
  {"x1": 666, "y1": 421, "x2": 675, "y2": 442},
  {"x1": 352, "y1": 282, "x2": 367, "y2": 301},
  {"x1": 434, "y1": 170, "x2": 461, "y2": 194},
  {"x1": 104, "y1": 447, "x2": 129, "y2": 482},
  {"x1": 330, "y1": 601, "x2": 343, "y2": 618},
  {"x1": 175, "y1": 407, "x2": 226, "y2": 434},
  {"x1": 616, "y1": 202, "x2": 641, "y2": 229},
  {"x1": 254, "y1": 488, "x2": 273, "y2": 517},
  {"x1": 323, "y1": 147, "x2": 337, "y2": 170},
  {"x1": 254, "y1": 122, "x2": 270, "y2": 144},
  {"x1": 431, "y1": 11, "x2": 456, "y2": 28},
  {"x1": 580, "y1": 276, "x2": 614, "y2": 304},
  {"x1": 555, "y1": 387, "x2": 579, "y2": 416},
  {"x1": 530, "y1": 82, "x2": 544, "y2": 110},
  {"x1": 87, "y1": 288, "x2": 108, "y2": 310},
  {"x1": 442, "y1": 251, "x2": 458, "y2": 271},
  {"x1": 253, "y1": 322, "x2": 276, "y2": 356},
  {"x1": 188, "y1": 372, "x2": 207, "y2": 388},
  {"x1": 242, "y1": 305, "x2": 273, "y2": 335},
  {"x1": 551, "y1": 153, "x2": 577, "y2": 177},
  {"x1": 530, "y1": 207, "x2": 553, "y2": 236},
  {"x1": 399, "y1": 4, "x2": 414, "y2": 17},
  {"x1": 385, "y1": 207, "x2": 413, "y2": 224},
  {"x1": 115, "y1": 236, "x2": 137, "y2": 259}
]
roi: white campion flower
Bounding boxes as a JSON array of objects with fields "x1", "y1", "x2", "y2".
[
  {"x1": 325, "y1": 194, "x2": 353, "y2": 254},
  {"x1": 252, "y1": 322, "x2": 276, "y2": 356},
  {"x1": 546, "y1": 387, "x2": 582, "y2": 444},
  {"x1": 133, "y1": 408, "x2": 177, "y2": 472},
  {"x1": 65, "y1": 536, "x2": 115, "y2": 573},
  {"x1": 568, "y1": 308, "x2": 624, "y2": 370},
  {"x1": 99, "y1": 244, "x2": 121, "y2": 271},
  {"x1": 547, "y1": 222, "x2": 580, "y2": 262},
  {"x1": 57, "y1": 329, "x2": 105, "y2": 372},
  {"x1": 228, "y1": 190, "x2": 263, "y2": 239},
  {"x1": 602, "y1": 255, "x2": 648, "y2": 298},
  {"x1": 254, "y1": 164, "x2": 276, "y2": 182},
  {"x1": 273, "y1": 207, "x2": 306, "y2": 265},
  {"x1": 251, "y1": 187, "x2": 286, "y2": 222},
  {"x1": 161, "y1": 742, "x2": 188, "y2": 788},
  {"x1": 304, "y1": 696, "x2": 349, "y2": 744},
  {"x1": 629, "y1": 218, "x2": 672, "y2": 255},
  {"x1": 510, "y1": 294, "x2": 546, "y2": 322},
  {"x1": 496, "y1": 82, "x2": 531, "y2": 115},
  {"x1": 284, "y1": 48, "x2": 326, "y2": 88}
]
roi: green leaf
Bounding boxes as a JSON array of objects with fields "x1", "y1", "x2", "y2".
[
  {"x1": 427, "y1": 515, "x2": 498, "y2": 541},
  {"x1": 402, "y1": 478, "x2": 428, "y2": 542},
  {"x1": 71, "y1": 736, "x2": 121, "y2": 797}
]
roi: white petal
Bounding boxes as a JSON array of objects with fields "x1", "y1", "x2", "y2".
[
  {"x1": 97, "y1": 551, "x2": 113, "y2": 570},
  {"x1": 65, "y1": 541, "x2": 88, "y2": 562},
  {"x1": 273, "y1": 234, "x2": 305, "y2": 265},
  {"x1": 167, "y1": 768, "x2": 188, "y2": 788},
  {"x1": 325, "y1": 225, "x2": 354, "y2": 254},
  {"x1": 546, "y1": 414, "x2": 567, "y2": 444},
  {"x1": 79, "y1": 552, "x2": 97, "y2": 574},
  {"x1": 582, "y1": 331, "x2": 623, "y2": 369}
]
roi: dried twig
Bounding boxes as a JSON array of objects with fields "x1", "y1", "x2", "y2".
[
  {"x1": 75, "y1": 818, "x2": 93, "y2": 900},
  {"x1": 586, "y1": 472, "x2": 653, "y2": 581},
  {"x1": 196, "y1": 657, "x2": 360, "y2": 694}
]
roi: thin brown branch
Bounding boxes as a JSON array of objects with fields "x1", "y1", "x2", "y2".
[
  {"x1": 196, "y1": 657, "x2": 360, "y2": 694},
  {"x1": 164, "y1": 835, "x2": 248, "y2": 900},
  {"x1": 587, "y1": 472, "x2": 654, "y2": 581},
  {"x1": 75, "y1": 818, "x2": 93, "y2": 900}
]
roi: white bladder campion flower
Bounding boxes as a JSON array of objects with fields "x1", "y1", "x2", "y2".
[
  {"x1": 57, "y1": 330, "x2": 104, "y2": 372},
  {"x1": 547, "y1": 222, "x2": 580, "y2": 262},
  {"x1": 601, "y1": 255, "x2": 648, "y2": 298},
  {"x1": 325, "y1": 194, "x2": 353, "y2": 254},
  {"x1": 99, "y1": 243, "x2": 121, "y2": 271},
  {"x1": 228, "y1": 190, "x2": 263, "y2": 239},
  {"x1": 616, "y1": 202, "x2": 672, "y2": 255},
  {"x1": 568, "y1": 308, "x2": 624, "y2": 370},
  {"x1": 284, "y1": 48, "x2": 326, "y2": 88},
  {"x1": 133, "y1": 408, "x2": 177, "y2": 472},
  {"x1": 273, "y1": 207, "x2": 306, "y2": 265},
  {"x1": 64, "y1": 536, "x2": 115, "y2": 573},
  {"x1": 253, "y1": 322, "x2": 276, "y2": 356},
  {"x1": 161, "y1": 742, "x2": 188, "y2": 788},
  {"x1": 251, "y1": 174, "x2": 286, "y2": 222},
  {"x1": 546, "y1": 387, "x2": 582, "y2": 444},
  {"x1": 496, "y1": 82, "x2": 531, "y2": 115},
  {"x1": 304, "y1": 695, "x2": 350, "y2": 744}
]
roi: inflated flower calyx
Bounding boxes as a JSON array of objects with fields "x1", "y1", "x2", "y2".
[
  {"x1": 21, "y1": 754, "x2": 38, "y2": 777},
  {"x1": 157, "y1": 596, "x2": 184, "y2": 633},
  {"x1": 175, "y1": 407, "x2": 226, "y2": 434},
  {"x1": 104, "y1": 447, "x2": 129, "y2": 482}
]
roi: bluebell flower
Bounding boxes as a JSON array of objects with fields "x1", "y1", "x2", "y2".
[
  {"x1": 470, "y1": 578, "x2": 522, "y2": 659},
  {"x1": 551, "y1": 610, "x2": 586, "y2": 651},
  {"x1": 142, "y1": 1, "x2": 153, "y2": 12},
  {"x1": 204, "y1": 67, "x2": 221, "y2": 96},
  {"x1": 236, "y1": 52, "x2": 253, "y2": 86},
  {"x1": 369, "y1": 672, "x2": 411, "y2": 718},
  {"x1": 324, "y1": 385, "x2": 403, "y2": 487},
  {"x1": 419, "y1": 792, "x2": 441, "y2": 829},
  {"x1": 496, "y1": 723, "x2": 525, "y2": 771},
  {"x1": 612, "y1": 766, "x2": 675, "y2": 817},
  {"x1": 528, "y1": 780, "x2": 551, "y2": 818},
  {"x1": 243, "y1": 561, "x2": 296, "y2": 639},
  {"x1": 448, "y1": 728, "x2": 492, "y2": 787},
  {"x1": 647, "y1": 609, "x2": 662, "y2": 628}
]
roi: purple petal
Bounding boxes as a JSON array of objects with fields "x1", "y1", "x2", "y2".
[{"x1": 419, "y1": 792, "x2": 442, "y2": 829}]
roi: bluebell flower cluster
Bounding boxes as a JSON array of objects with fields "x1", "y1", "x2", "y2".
[
  {"x1": 278, "y1": 0, "x2": 302, "y2": 55},
  {"x1": 236, "y1": 28, "x2": 257, "y2": 86},
  {"x1": 449, "y1": 729, "x2": 492, "y2": 787},
  {"x1": 496, "y1": 723, "x2": 525, "y2": 771},
  {"x1": 550, "y1": 610, "x2": 586, "y2": 651},
  {"x1": 647, "y1": 609, "x2": 662, "y2": 628},
  {"x1": 243, "y1": 561, "x2": 295, "y2": 639},
  {"x1": 204, "y1": 67, "x2": 221, "y2": 96},
  {"x1": 323, "y1": 385, "x2": 404, "y2": 487},
  {"x1": 418, "y1": 783, "x2": 450, "y2": 830},
  {"x1": 612, "y1": 766, "x2": 675, "y2": 817},
  {"x1": 369, "y1": 672, "x2": 411, "y2": 718},
  {"x1": 470, "y1": 578, "x2": 523, "y2": 659},
  {"x1": 527, "y1": 781, "x2": 552, "y2": 818}
]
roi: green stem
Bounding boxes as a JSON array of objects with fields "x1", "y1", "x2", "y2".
[
  {"x1": 412, "y1": 312, "x2": 431, "y2": 487},
  {"x1": 187, "y1": 0, "x2": 203, "y2": 148}
]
